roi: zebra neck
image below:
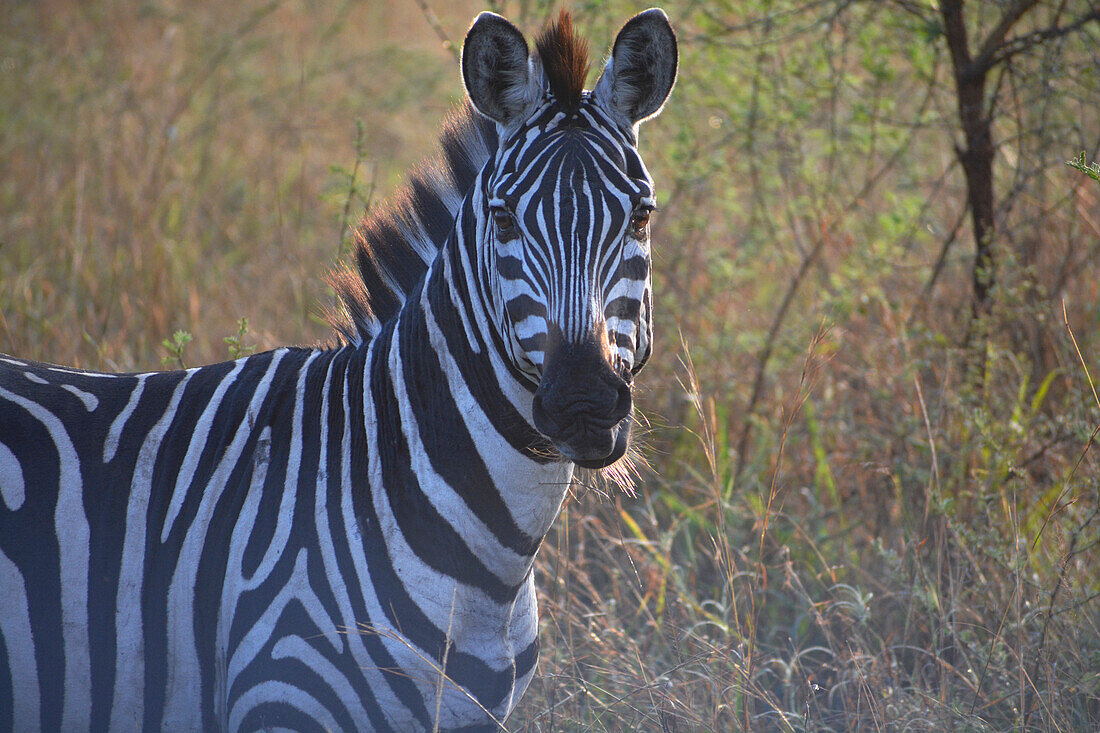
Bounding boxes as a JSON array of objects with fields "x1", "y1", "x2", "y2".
[{"x1": 359, "y1": 258, "x2": 573, "y2": 589}]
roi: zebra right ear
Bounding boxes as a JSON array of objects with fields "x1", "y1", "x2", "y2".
[
  {"x1": 462, "y1": 12, "x2": 540, "y2": 127},
  {"x1": 593, "y1": 9, "x2": 678, "y2": 127}
]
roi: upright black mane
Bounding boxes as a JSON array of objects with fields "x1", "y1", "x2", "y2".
[
  {"x1": 327, "y1": 105, "x2": 496, "y2": 345},
  {"x1": 535, "y1": 9, "x2": 590, "y2": 112}
]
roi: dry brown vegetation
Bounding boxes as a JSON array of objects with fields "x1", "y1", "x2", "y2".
[{"x1": 2, "y1": 1, "x2": 1099, "y2": 730}]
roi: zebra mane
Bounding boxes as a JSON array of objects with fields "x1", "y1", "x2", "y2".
[
  {"x1": 536, "y1": 10, "x2": 590, "y2": 112},
  {"x1": 327, "y1": 104, "x2": 497, "y2": 345}
]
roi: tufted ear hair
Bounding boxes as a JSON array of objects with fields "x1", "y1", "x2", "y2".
[
  {"x1": 593, "y1": 8, "x2": 678, "y2": 127},
  {"x1": 462, "y1": 12, "x2": 542, "y2": 128}
]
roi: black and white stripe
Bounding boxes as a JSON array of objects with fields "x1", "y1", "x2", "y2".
[{"x1": 0, "y1": 9, "x2": 676, "y2": 731}]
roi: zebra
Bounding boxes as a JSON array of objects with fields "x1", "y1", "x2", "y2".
[{"x1": 0, "y1": 8, "x2": 676, "y2": 731}]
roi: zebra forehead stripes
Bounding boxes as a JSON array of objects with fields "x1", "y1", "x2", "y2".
[
  {"x1": 486, "y1": 108, "x2": 654, "y2": 370},
  {"x1": 502, "y1": 139, "x2": 640, "y2": 344}
]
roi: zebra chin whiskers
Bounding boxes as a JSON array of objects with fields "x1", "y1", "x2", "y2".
[
  {"x1": 521, "y1": 437, "x2": 565, "y2": 463},
  {"x1": 573, "y1": 409, "x2": 653, "y2": 499}
]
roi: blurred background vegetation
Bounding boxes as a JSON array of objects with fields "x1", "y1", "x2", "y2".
[{"x1": 2, "y1": 0, "x2": 1099, "y2": 730}]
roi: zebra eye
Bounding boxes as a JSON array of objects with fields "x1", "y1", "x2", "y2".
[
  {"x1": 492, "y1": 210, "x2": 516, "y2": 237},
  {"x1": 629, "y1": 209, "x2": 652, "y2": 238}
]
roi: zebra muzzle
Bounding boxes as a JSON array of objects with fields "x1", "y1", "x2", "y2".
[{"x1": 531, "y1": 338, "x2": 632, "y2": 469}]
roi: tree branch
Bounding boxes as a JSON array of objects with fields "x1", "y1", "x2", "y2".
[
  {"x1": 992, "y1": 9, "x2": 1100, "y2": 67},
  {"x1": 910, "y1": 197, "x2": 968, "y2": 323},
  {"x1": 972, "y1": 0, "x2": 1039, "y2": 75},
  {"x1": 940, "y1": 0, "x2": 974, "y2": 77}
]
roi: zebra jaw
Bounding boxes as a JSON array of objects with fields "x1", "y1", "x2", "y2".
[
  {"x1": 535, "y1": 408, "x2": 633, "y2": 470},
  {"x1": 570, "y1": 414, "x2": 632, "y2": 470}
]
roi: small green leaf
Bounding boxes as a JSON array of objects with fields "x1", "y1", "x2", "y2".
[{"x1": 1067, "y1": 151, "x2": 1100, "y2": 183}]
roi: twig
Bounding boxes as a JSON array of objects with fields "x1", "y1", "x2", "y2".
[
  {"x1": 909, "y1": 200, "x2": 968, "y2": 324},
  {"x1": 337, "y1": 120, "x2": 371, "y2": 256},
  {"x1": 414, "y1": 0, "x2": 460, "y2": 63}
]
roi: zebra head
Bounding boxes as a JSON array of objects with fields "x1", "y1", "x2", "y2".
[{"x1": 462, "y1": 10, "x2": 677, "y2": 469}]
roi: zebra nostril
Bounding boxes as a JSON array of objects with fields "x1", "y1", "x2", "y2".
[{"x1": 531, "y1": 392, "x2": 562, "y2": 438}]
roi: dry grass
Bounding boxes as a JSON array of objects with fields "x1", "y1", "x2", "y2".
[
  {"x1": 3, "y1": 2, "x2": 1099, "y2": 731},
  {"x1": 1, "y1": 0, "x2": 475, "y2": 368}
]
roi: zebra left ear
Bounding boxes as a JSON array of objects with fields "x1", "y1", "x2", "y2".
[
  {"x1": 462, "y1": 12, "x2": 541, "y2": 127},
  {"x1": 593, "y1": 8, "x2": 678, "y2": 127}
]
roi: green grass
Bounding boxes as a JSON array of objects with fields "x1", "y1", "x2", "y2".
[{"x1": 3, "y1": 1, "x2": 1099, "y2": 730}]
